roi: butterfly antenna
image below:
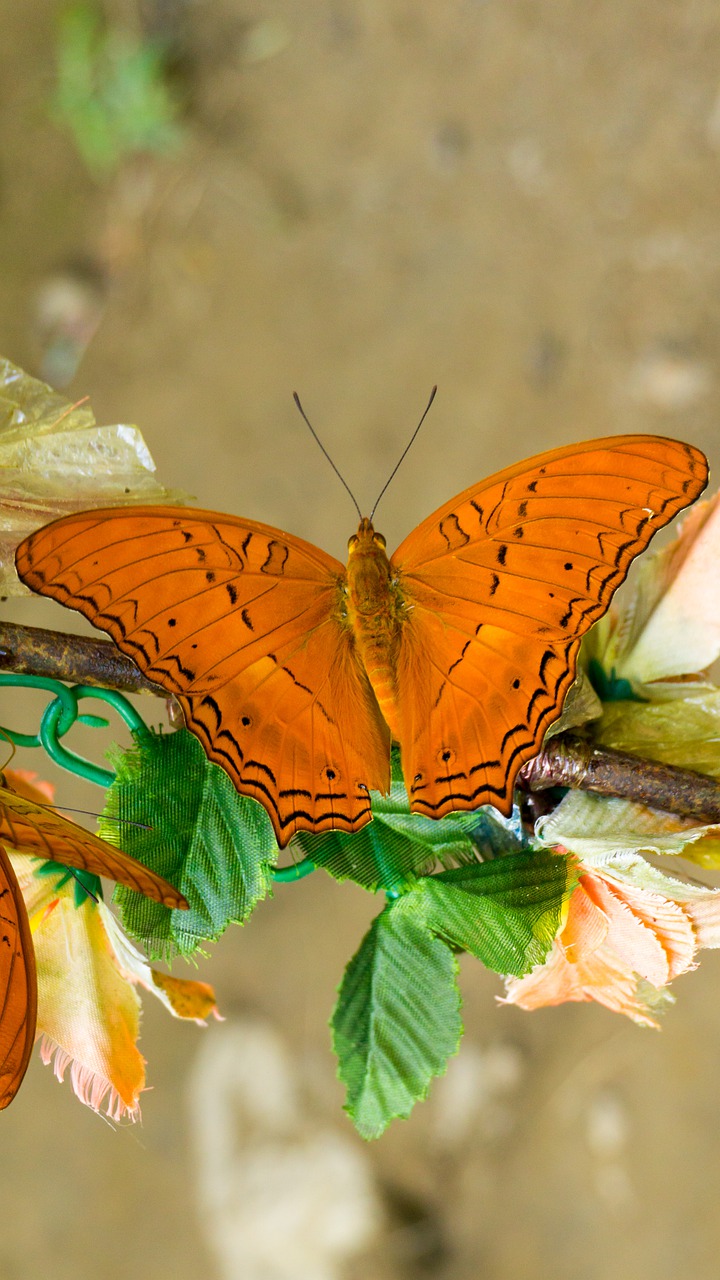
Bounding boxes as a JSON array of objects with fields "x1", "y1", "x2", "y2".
[
  {"x1": 293, "y1": 392, "x2": 362, "y2": 521},
  {"x1": 369, "y1": 386, "x2": 437, "y2": 522}
]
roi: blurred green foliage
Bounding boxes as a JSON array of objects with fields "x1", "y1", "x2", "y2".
[{"x1": 51, "y1": 4, "x2": 184, "y2": 178}]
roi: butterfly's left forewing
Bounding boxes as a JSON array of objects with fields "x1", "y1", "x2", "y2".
[
  {"x1": 391, "y1": 435, "x2": 708, "y2": 819},
  {"x1": 0, "y1": 843, "x2": 36, "y2": 1109},
  {"x1": 17, "y1": 507, "x2": 391, "y2": 846}
]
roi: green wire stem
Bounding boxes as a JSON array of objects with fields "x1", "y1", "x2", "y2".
[
  {"x1": 273, "y1": 857, "x2": 317, "y2": 883},
  {"x1": 0, "y1": 672, "x2": 148, "y2": 787}
]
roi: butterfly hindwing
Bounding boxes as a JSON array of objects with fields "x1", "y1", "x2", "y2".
[
  {"x1": 0, "y1": 842, "x2": 36, "y2": 1109},
  {"x1": 392, "y1": 435, "x2": 708, "y2": 818}
]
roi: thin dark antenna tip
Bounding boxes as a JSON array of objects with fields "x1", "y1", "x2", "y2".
[
  {"x1": 369, "y1": 385, "x2": 438, "y2": 522},
  {"x1": 293, "y1": 393, "x2": 362, "y2": 521}
]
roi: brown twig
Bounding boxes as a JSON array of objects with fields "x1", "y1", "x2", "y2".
[
  {"x1": 0, "y1": 620, "x2": 165, "y2": 697},
  {"x1": 2, "y1": 621, "x2": 720, "y2": 825},
  {"x1": 518, "y1": 733, "x2": 720, "y2": 826}
]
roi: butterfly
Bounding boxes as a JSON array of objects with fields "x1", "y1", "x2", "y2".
[
  {"x1": 0, "y1": 775, "x2": 188, "y2": 1108},
  {"x1": 15, "y1": 435, "x2": 708, "y2": 849}
]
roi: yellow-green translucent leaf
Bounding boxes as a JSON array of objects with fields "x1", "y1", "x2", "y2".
[
  {"x1": 538, "y1": 790, "x2": 719, "y2": 863},
  {"x1": 0, "y1": 356, "x2": 187, "y2": 595},
  {"x1": 596, "y1": 691, "x2": 720, "y2": 778}
]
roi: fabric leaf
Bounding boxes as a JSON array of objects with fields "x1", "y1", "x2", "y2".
[
  {"x1": 419, "y1": 849, "x2": 576, "y2": 977},
  {"x1": 332, "y1": 893, "x2": 462, "y2": 1139},
  {"x1": 294, "y1": 749, "x2": 526, "y2": 891},
  {"x1": 100, "y1": 728, "x2": 277, "y2": 960}
]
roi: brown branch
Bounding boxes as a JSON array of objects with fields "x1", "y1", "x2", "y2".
[
  {"x1": 0, "y1": 621, "x2": 165, "y2": 697},
  {"x1": 2, "y1": 621, "x2": 720, "y2": 826},
  {"x1": 519, "y1": 733, "x2": 720, "y2": 826}
]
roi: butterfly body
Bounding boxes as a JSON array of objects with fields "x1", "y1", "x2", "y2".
[
  {"x1": 16, "y1": 434, "x2": 709, "y2": 847},
  {"x1": 345, "y1": 517, "x2": 406, "y2": 741}
]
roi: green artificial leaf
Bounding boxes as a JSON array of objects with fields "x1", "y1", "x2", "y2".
[
  {"x1": 100, "y1": 728, "x2": 277, "y2": 959},
  {"x1": 35, "y1": 861, "x2": 102, "y2": 908},
  {"x1": 293, "y1": 748, "x2": 527, "y2": 891},
  {"x1": 332, "y1": 892, "x2": 462, "y2": 1139},
  {"x1": 419, "y1": 849, "x2": 577, "y2": 977}
]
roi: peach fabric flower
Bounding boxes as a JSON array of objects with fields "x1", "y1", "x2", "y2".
[
  {"x1": 4, "y1": 769, "x2": 219, "y2": 1120},
  {"x1": 503, "y1": 856, "x2": 720, "y2": 1027}
]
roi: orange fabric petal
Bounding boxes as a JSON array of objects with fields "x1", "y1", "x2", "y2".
[
  {"x1": 4, "y1": 770, "x2": 55, "y2": 805},
  {"x1": 503, "y1": 866, "x2": 703, "y2": 1028}
]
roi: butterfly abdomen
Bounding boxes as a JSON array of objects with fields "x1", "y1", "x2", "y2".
[{"x1": 346, "y1": 519, "x2": 405, "y2": 739}]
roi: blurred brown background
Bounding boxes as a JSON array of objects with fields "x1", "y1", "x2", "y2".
[{"x1": 2, "y1": 2, "x2": 720, "y2": 1277}]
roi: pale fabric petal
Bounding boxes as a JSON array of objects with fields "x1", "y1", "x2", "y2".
[
  {"x1": 503, "y1": 877, "x2": 663, "y2": 1027},
  {"x1": 101, "y1": 904, "x2": 220, "y2": 1025},
  {"x1": 610, "y1": 494, "x2": 720, "y2": 684},
  {"x1": 582, "y1": 874, "x2": 674, "y2": 987},
  {"x1": 537, "y1": 790, "x2": 719, "y2": 864},
  {"x1": 31, "y1": 890, "x2": 143, "y2": 1118},
  {"x1": 9, "y1": 855, "x2": 144, "y2": 1119}
]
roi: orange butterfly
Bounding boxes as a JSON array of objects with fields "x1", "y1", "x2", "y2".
[
  {"x1": 16, "y1": 435, "x2": 708, "y2": 848},
  {"x1": 0, "y1": 777, "x2": 187, "y2": 1108}
]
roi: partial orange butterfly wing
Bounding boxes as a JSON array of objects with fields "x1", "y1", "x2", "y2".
[
  {"x1": 0, "y1": 842, "x2": 36, "y2": 1109},
  {"x1": 0, "y1": 783, "x2": 188, "y2": 909},
  {"x1": 16, "y1": 512, "x2": 391, "y2": 846},
  {"x1": 391, "y1": 435, "x2": 708, "y2": 819},
  {"x1": 15, "y1": 434, "x2": 708, "y2": 845}
]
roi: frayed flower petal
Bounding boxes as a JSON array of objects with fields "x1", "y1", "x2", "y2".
[
  {"x1": 39, "y1": 1036, "x2": 138, "y2": 1122},
  {"x1": 502, "y1": 878, "x2": 663, "y2": 1027},
  {"x1": 502, "y1": 862, "x2": 716, "y2": 1028},
  {"x1": 9, "y1": 855, "x2": 145, "y2": 1118}
]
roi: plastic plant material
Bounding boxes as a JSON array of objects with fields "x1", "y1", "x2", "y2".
[
  {"x1": 10, "y1": 850, "x2": 218, "y2": 1120},
  {"x1": 0, "y1": 357, "x2": 187, "y2": 596},
  {"x1": 292, "y1": 748, "x2": 525, "y2": 891}
]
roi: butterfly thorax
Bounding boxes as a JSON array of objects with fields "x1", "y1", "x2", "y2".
[{"x1": 345, "y1": 517, "x2": 404, "y2": 738}]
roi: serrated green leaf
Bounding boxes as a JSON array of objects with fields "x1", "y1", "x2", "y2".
[
  {"x1": 99, "y1": 728, "x2": 277, "y2": 959},
  {"x1": 332, "y1": 894, "x2": 462, "y2": 1139},
  {"x1": 419, "y1": 849, "x2": 576, "y2": 976}
]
